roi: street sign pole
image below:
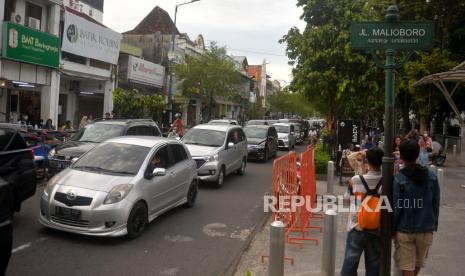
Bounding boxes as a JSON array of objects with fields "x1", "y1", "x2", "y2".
[{"x1": 351, "y1": 4, "x2": 434, "y2": 276}]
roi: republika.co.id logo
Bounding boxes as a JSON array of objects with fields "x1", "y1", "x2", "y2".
[{"x1": 66, "y1": 24, "x2": 79, "y2": 43}]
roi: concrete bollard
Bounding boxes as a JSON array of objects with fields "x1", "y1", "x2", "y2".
[
  {"x1": 321, "y1": 209, "x2": 337, "y2": 276},
  {"x1": 269, "y1": 220, "x2": 286, "y2": 276},
  {"x1": 437, "y1": 168, "x2": 444, "y2": 187},
  {"x1": 445, "y1": 139, "x2": 448, "y2": 153},
  {"x1": 327, "y1": 161, "x2": 335, "y2": 195},
  {"x1": 453, "y1": 145, "x2": 457, "y2": 160}
]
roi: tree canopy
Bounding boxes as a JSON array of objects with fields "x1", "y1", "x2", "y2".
[
  {"x1": 112, "y1": 88, "x2": 164, "y2": 122},
  {"x1": 283, "y1": 0, "x2": 465, "y2": 134},
  {"x1": 175, "y1": 42, "x2": 244, "y2": 121}
]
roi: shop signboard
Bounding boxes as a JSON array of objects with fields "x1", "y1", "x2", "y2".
[
  {"x1": 62, "y1": 11, "x2": 121, "y2": 65},
  {"x1": 337, "y1": 120, "x2": 361, "y2": 148},
  {"x1": 2, "y1": 22, "x2": 60, "y2": 68},
  {"x1": 127, "y1": 56, "x2": 165, "y2": 88}
]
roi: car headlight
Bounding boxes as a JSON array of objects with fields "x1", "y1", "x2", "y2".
[
  {"x1": 48, "y1": 148, "x2": 56, "y2": 158},
  {"x1": 44, "y1": 175, "x2": 59, "y2": 198},
  {"x1": 257, "y1": 143, "x2": 266, "y2": 149},
  {"x1": 282, "y1": 137, "x2": 289, "y2": 141},
  {"x1": 205, "y1": 154, "x2": 219, "y2": 162},
  {"x1": 104, "y1": 184, "x2": 133, "y2": 205}
]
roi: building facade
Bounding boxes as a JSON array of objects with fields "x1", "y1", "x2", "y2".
[{"x1": 0, "y1": 0, "x2": 61, "y2": 125}]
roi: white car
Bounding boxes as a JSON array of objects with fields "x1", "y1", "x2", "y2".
[
  {"x1": 183, "y1": 124, "x2": 248, "y2": 187},
  {"x1": 273, "y1": 123, "x2": 296, "y2": 150},
  {"x1": 39, "y1": 136, "x2": 198, "y2": 239}
]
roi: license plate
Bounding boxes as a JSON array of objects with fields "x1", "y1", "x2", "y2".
[{"x1": 55, "y1": 206, "x2": 82, "y2": 220}]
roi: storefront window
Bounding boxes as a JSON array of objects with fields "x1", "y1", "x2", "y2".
[{"x1": 25, "y1": 2, "x2": 42, "y2": 29}]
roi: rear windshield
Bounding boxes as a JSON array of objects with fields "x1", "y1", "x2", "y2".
[
  {"x1": 71, "y1": 123, "x2": 124, "y2": 143},
  {"x1": 0, "y1": 129, "x2": 13, "y2": 151},
  {"x1": 183, "y1": 128, "x2": 226, "y2": 147},
  {"x1": 274, "y1": 125, "x2": 290, "y2": 133},
  {"x1": 244, "y1": 127, "x2": 268, "y2": 139}
]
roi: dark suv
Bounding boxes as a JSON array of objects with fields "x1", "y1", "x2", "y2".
[
  {"x1": 0, "y1": 123, "x2": 37, "y2": 201},
  {"x1": 48, "y1": 119, "x2": 161, "y2": 175}
]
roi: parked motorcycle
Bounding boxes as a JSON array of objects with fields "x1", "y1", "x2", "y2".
[{"x1": 432, "y1": 151, "x2": 446, "y2": 166}]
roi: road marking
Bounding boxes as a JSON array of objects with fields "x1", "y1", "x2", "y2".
[
  {"x1": 230, "y1": 228, "x2": 253, "y2": 241},
  {"x1": 12, "y1": 237, "x2": 47, "y2": 254},
  {"x1": 203, "y1": 223, "x2": 227, "y2": 237},
  {"x1": 159, "y1": 267, "x2": 179, "y2": 276},
  {"x1": 164, "y1": 235, "x2": 194, "y2": 243}
]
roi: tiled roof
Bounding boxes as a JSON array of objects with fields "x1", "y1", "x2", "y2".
[{"x1": 124, "y1": 6, "x2": 179, "y2": 35}]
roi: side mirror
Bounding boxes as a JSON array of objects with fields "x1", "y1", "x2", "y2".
[
  {"x1": 152, "y1": 168, "x2": 166, "y2": 176},
  {"x1": 227, "y1": 142, "x2": 234, "y2": 148}
]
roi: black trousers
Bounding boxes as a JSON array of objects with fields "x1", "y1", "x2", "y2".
[{"x1": 0, "y1": 224, "x2": 12, "y2": 276}]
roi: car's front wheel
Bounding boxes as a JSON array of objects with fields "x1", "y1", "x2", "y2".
[
  {"x1": 127, "y1": 201, "x2": 148, "y2": 239},
  {"x1": 215, "y1": 167, "x2": 225, "y2": 188}
]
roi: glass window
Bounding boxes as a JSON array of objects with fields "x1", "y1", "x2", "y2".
[
  {"x1": 273, "y1": 125, "x2": 290, "y2": 133},
  {"x1": 149, "y1": 146, "x2": 172, "y2": 169},
  {"x1": 71, "y1": 123, "x2": 124, "y2": 143},
  {"x1": 25, "y1": 2, "x2": 42, "y2": 28},
  {"x1": 183, "y1": 129, "x2": 226, "y2": 147},
  {"x1": 170, "y1": 144, "x2": 188, "y2": 164},
  {"x1": 73, "y1": 142, "x2": 150, "y2": 175},
  {"x1": 244, "y1": 127, "x2": 268, "y2": 139},
  {"x1": 7, "y1": 132, "x2": 28, "y2": 151},
  {"x1": 0, "y1": 129, "x2": 14, "y2": 151},
  {"x1": 149, "y1": 126, "x2": 161, "y2": 136},
  {"x1": 126, "y1": 126, "x2": 141, "y2": 136}
]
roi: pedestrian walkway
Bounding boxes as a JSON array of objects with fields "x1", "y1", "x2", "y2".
[{"x1": 234, "y1": 162, "x2": 465, "y2": 276}]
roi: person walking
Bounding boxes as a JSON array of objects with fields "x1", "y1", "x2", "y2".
[
  {"x1": 393, "y1": 139, "x2": 440, "y2": 276},
  {"x1": 418, "y1": 132, "x2": 432, "y2": 166},
  {"x1": 341, "y1": 147, "x2": 384, "y2": 276}
]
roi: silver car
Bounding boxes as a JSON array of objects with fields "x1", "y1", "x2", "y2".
[
  {"x1": 273, "y1": 123, "x2": 296, "y2": 150},
  {"x1": 39, "y1": 136, "x2": 198, "y2": 239},
  {"x1": 183, "y1": 124, "x2": 248, "y2": 188}
]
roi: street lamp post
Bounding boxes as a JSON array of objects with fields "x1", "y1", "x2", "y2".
[{"x1": 167, "y1": 0, "x2": 200, "y2": 124}]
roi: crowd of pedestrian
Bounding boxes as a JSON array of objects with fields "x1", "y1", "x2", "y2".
[{"x1": 341, "y1": 135, "x2": 441, "y2": 276}]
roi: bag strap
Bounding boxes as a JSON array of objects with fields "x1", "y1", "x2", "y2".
[{"x1": 359, "y1": 175, "x2": 382, "y2": 197}]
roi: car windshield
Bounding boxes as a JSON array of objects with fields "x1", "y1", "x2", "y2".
[
  {"x1": 71, "y1": 123, "x2": 124, "y2": 143},
  {"x1": 183, "y1": 129, "x2": 226, "y2": 147},
  {"x1": 73, "y1": 142, "x2": 150, "y2": 175},
  {"x1": 244, "y1": 127, "x2": 268, "y2": 139},
  {"x1": 209, "y1": 121, "x2": 229, "y2": 125},
  {"x1": 247, "y1": 120, "x2": 266, "y2": 126},
  {"x1": 274, "y1": 125, "x2": 290, "y2": 133}
]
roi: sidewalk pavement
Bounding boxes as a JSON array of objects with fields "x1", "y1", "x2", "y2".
[{"x1": 234, "y1": 162, "x2": 465, "y2": 276}]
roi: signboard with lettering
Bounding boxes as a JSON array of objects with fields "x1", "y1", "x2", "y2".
[
  {"x1": 127, "y1": 56, "x2": 165, "y2": 88},
  {"x1": 62, "y1": 11, "x2": 121, "y2": 64},
  {"x1": 2, "y1": 22, "x2": 60, "y2": 68},
  {"x1": 337, "y1": 120, "x2": 361, "y2": 148},
  {"x1": 351, "y1": 21, "x2": 434, "y2": 50}
]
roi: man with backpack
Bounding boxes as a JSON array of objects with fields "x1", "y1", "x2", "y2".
[
  {"x1": 341, "y1": 147, "x2": 384, "y2": 276},
  {"x1": 393, "y1": 140, "x2": 440, "y2": 276}
]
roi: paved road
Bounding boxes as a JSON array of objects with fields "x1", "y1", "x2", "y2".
[{"x1": 6, "y1": 144, "x2": 308, "y2": 276}]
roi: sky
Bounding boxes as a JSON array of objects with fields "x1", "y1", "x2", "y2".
[{"x1": 103, "y1": 0, "x2": 306, "y2": 84}]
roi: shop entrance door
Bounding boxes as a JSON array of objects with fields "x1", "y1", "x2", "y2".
[{"x1": 78, "y1": 94, "x2": 103, "y2": 121}]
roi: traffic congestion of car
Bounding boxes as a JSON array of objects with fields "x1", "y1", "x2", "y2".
[{"x1": 3, "y1": 117, "x2": 312, "y2": 242}]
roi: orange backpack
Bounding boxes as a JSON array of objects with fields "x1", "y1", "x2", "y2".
[{"x1": 358, "y1": 175, "x2": 383, "y2": 230}]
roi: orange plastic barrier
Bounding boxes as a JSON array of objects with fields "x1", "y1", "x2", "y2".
[
  {"x1": 271, "y1": 151, "x2": 299, "y2": 240},
  {"x1": 271, "y1": 148, "x2": 323, "y2": 248}
]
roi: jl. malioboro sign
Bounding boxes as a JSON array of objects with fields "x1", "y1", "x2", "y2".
[
  {"x1": 351, "y1": 21, "x2": 434, "y2": 50},
  {"x1": 2, "y1": 22, "x2": 60, "y2": 68}
]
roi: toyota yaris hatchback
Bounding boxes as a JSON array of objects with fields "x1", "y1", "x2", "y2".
[{"x1": 39, "y1": 137, "x2": 198, "y2": 239}]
